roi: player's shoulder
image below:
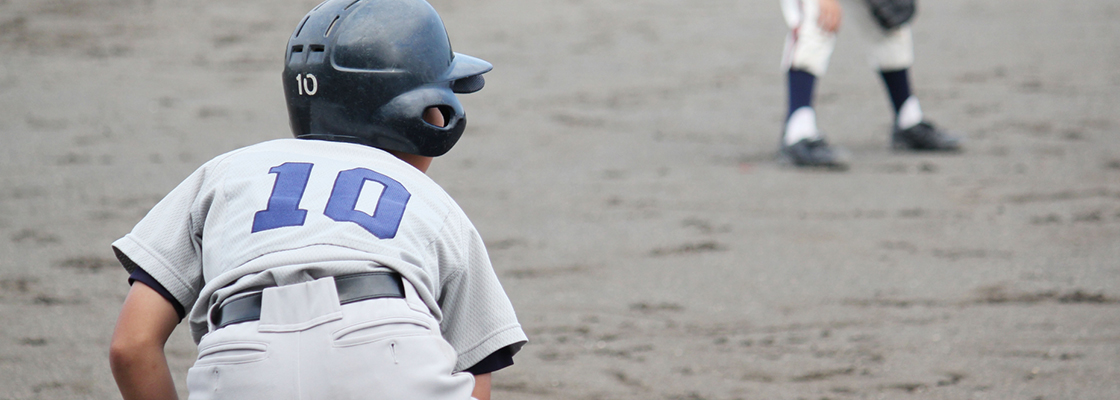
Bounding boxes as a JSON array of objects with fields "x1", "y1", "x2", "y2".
[
  {"x1": 242, "y1": 138, "x2": 454, "y2": 197},
  {"x1": 209, "y1": 138, "x2": 399, "y2": 170},
  {"x1": 205, "y1": 138, "x2": 454, "y2": 198},
  {"x1": 189, "y1": 138, "x2": 408, "y2": 182},
  {"x1": 221, "y1": 138, "x2": 366, "y2": 157}
]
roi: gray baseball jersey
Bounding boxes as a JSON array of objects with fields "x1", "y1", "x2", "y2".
[{"x1": 112, "y1": 138, "x2": 527, "y2": 371}]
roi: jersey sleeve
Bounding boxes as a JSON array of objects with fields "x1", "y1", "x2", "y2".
[
  {"x1": 463, "y1": 344, "x2": 517, "y2": 375},
  {"x1": 111, "y1": 162, "x2": 218, "y2": 313},
  {"x1": 128, "y1": 266, "x2": 187, "y2": 320},
  {"x1": 436, "y1": 212, "x2": 528, "y2": 373}
]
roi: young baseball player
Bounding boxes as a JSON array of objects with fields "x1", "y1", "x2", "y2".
[
  {"x1": 107, "y1": 0, "x2": 527, "y2": 399},
  {"x1": 779, "y1": 0, "x2": 963, "y2": 169}
]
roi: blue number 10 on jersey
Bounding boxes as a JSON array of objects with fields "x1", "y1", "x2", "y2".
[{"x1": 252, "y1": 162, "x2": 411, "y2": 239}]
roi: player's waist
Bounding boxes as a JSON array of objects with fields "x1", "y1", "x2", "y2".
[{"x1": 209, "y1": 271, "x2": 405, "y2": 330}]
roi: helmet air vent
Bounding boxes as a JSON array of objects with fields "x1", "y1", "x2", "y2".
[
  {"x1": 325, "y1": 16, "x2": 340, "y2": 37},
  {"x1": 308, "y1": 44, "x2": 326, "y2": 64},
  {"x1": 288, "y1": 45, "x2": 305, "y2": 65},
  {"x1": 344, "y1": 0, "x2": 361, "y2": 10},
  {"x1": 294, "y1": 16, "x2": 310, "y2": 38}
]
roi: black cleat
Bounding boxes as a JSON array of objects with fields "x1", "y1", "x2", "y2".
[
  {"x1": 891, "y1": 121, "x2": 963, "y2": 151},
  {"x1": 780, "y1": 137, "x2": 849, "y2": 170}
]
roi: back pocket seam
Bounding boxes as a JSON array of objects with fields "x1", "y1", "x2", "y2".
[
  {"x1": 194, "y1": 341, "x2": 270, "y2": 366},
  {"x1": 332, "y1": 317, "x2": 433, "y2": 348}
]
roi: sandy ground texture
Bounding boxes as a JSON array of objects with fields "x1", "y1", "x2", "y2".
[{"x1": 1, "y1": 0, "x2": 1119, "y2": 398}]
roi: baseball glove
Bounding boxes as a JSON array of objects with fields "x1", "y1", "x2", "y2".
[{"x1": 865, "y1": 0, "x2": 915, "y2": 30}]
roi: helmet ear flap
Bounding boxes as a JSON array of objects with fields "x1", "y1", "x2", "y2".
[{"x1": 379, "y1": 87, "x2": 467, "y2": 157}]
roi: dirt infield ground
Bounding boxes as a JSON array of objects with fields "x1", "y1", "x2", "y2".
[{"x1": 0, "y1": 0, "x2": 1117, "y2": 398}]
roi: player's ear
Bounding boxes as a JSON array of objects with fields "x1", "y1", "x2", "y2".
[{"x1": 423, "y1": 106, "x2": 448, "y2": 128}]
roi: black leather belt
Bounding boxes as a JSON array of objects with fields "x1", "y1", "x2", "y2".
[{"x1": 211, "y1": 272, "x2": 405, "y2": 329}]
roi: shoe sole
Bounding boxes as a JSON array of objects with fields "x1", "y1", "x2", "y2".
[
  {"x1": 890, "y1": 139, "x2": 964, "y2": 152},
  {"x1": 777, "y1": 151, "x2": 850, "y2": 171}
]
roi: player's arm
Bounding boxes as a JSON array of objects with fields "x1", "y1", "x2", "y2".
[
  {"x1": 109, "y1": 282, "x2": 181, "y2": 400},
  {"x1": 471, "y1": 373, "x2": 491, "y2": 400},
  {"x1": 464, "y1": 344, "x2": 520, "y2": 400},
  {"x1": 818, "y1": 0, "x2": 842, "y2": 33}
]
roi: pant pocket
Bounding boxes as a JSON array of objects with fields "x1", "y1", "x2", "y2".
[
  {"x1": 187, "y1": 342, "x2": 289, "y2": 400},
  {"x1": 331, "y1": 316, "x2": 433, "y2": 348},
  {"x1": 316, "y1": 334, "x2": 474, "y2": 400},
  {"x1": 193, "y1": 341, "x2": 269, "y2": 366}
]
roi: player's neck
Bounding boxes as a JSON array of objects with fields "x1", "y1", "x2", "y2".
[{"x1": 387, "y1": 150, "x2": 433, "y2": 173}]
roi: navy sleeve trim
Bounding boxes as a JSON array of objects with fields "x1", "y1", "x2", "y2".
[
  {"x1": 463, "y1": 344, "x2": 516, "y2": 375},
  {"x1": 128, "y1": 267, "x2": 187, "y2": 321}
]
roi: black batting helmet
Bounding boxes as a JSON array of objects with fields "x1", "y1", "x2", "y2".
[{"x1": 283, "y1": 0, "x2": 492, "y2": 156}]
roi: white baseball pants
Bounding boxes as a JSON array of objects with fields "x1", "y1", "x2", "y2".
[
  {"x1": 186, "y1": 277, "x2": 475, "y2": 400},
  {"x1": 780, "y1": 0, "x2": 914, "y2": 76}
]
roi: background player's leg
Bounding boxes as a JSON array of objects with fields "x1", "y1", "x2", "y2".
[
  {"x1": 844, "y1": 0, "x2": 924, "y2": 131},
  {"x1": 784, "y1": 69, "x2": 819, "y2": 146},
  {"x1": 879, "y1": 68, "x2": 922, "y2": 130},
  {"x1": 865, "y1": 19, "x2": 961, "y2": 151},
  {"x1": 778, "y1": 0, "x2": 848, "y2": 169},
  {"x1": 863, "y1": 18, "x2": 924, "y2": 131}
]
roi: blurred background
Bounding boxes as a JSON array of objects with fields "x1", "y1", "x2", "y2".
[{"x1": 0, "y1": 0, "x2": 1117, "y2": 398}]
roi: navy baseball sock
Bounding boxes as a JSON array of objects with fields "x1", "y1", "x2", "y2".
[
  {"x1": 879, "y1": 68, "x2": 911, "y2": 115},
  {"x1": 787, "y1": 69, "x2": 816, "y2": 121}
]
